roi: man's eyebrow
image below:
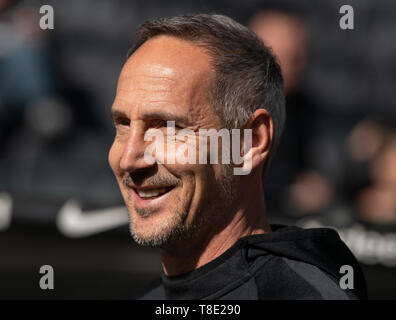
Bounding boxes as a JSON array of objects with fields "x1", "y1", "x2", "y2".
[
  {"x1": 110, "y1": 109, "x2": 128, "y2": 120},
  {"x1": 141, "y1": 111, "x2": 189, "y2": 124},
  {"x1": 110, "y1": 109, "x2": 191, "y2": 125}
]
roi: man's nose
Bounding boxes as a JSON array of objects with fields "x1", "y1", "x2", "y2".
[{"x1": 119, "y1": 124, "x2": 152, "y2": 172}]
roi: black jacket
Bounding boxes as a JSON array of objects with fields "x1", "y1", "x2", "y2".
[{"x1": 139, "y1": 225, "x2": 367, "y2": 300}]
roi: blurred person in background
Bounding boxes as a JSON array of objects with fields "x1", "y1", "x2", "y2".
[
  {"x1": 248, "y1": 7, "x2": 334, "y2": 218},
  {"x1": 0, "y1": 0, "x2": 60, "y2": 154},
  {"x1": 346, "y1": 117, "x2": 396, "y2": 226}
]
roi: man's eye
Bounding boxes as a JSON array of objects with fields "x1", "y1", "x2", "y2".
[
  {"x1": 165, "y1": 121, "x2": 183, "y2": 130},
  {"x1": 114, "y1": 118, "x2": 130, "y2": 127},
  {"x1": 151, "y1": 119, "x2": 167, "y2": 128},
  {"x1": 150, "y1": 120, "x2": 170, "y2": 129}
]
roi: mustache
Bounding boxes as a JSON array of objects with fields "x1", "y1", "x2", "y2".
[{"x1": 122, "y1": 170, "x2": 181, "y2": 189}]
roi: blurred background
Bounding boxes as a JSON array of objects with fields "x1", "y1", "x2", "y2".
[{"x1": 1, "y1": 0, "x2": 395, "y2": 299}]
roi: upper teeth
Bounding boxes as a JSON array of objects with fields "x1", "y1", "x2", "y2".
[{"x1": 137, "y1": 187, "x2": 169, "y2": 198}]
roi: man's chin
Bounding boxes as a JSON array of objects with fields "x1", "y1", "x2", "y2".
[
  {"x1": 128, "y1": 209, "x2": 186, "y2": 248},
  {"x1": 130, "y1": 229, "x2": 165, "y2": 247},
  {"x1": 130, "y1": 225, "x2": 180, "y2": 248}
]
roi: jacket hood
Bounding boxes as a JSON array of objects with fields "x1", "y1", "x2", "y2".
[{"x1": 244, "y1": 224, "x2": 367, "y2": 299}]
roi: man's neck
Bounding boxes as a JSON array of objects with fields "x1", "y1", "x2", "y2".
[{"x1": 160, "y1": 183, "x2": 270, "y2": 276}]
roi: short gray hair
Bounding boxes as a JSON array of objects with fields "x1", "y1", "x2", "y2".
[{"x1": 127, "y1": 13, "x2": 286, "y2": 176}]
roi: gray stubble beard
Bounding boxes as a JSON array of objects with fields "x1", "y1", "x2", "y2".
[{"x1": 128, "y1": 164, "x2": 236, "y2": 249}]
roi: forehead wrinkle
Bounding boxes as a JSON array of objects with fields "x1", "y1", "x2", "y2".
[
  {"x1": 117, "y1": 78, "x2": 177, "y2": 95},
  {"x1": 118, "y1": 73, "x2": 177, "y2": 86},
  {"x1": 115, "y1": 87, "x2": 184, "y2": 111},
  {"x1": 117, "y1": 88, "x2": 173, "y2": 96},
  {"x1": 123, "y1": 73, "x2": 177, "y2": 82},
  {"x1": 112, "y1": 96, "x2": 189, "y2": 123},
  {"x1": 116, "y1": 80, "x2": 177, "y2": 109}
]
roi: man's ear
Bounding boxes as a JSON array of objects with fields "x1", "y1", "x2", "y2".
[{"x1": 241, "y1": 108, "x2": 273, "y2": 173}]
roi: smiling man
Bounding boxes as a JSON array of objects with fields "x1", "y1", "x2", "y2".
[{"x1": 108, "y1": 14, "x2": 367, "y2": 300}]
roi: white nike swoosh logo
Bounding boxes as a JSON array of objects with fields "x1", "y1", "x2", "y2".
[
  {"x1": 0, "y1": 192, "x2": 12, "y2": 231},
  {"x1": 56, "y1": 199, "x2": 129, "y2": 238}
]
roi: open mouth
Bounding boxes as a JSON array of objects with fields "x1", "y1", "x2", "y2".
[{"x1": 133, "y1": 186, "x2": 174, "y2": 200}]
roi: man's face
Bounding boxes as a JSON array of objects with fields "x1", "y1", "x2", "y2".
[{"x1": 109, "y1": 35, "x2": 234, "y2": 248}]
